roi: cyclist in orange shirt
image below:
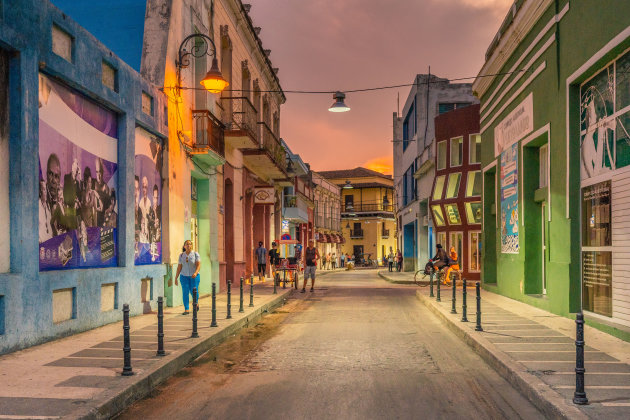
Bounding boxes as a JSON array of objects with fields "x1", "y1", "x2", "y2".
[{"x1": 444, "y1": 246, "x2": 460, "y2": 286}]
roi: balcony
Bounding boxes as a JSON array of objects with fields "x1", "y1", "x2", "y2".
[
  {"x1": 242, "y1": 121, "x2": 287, "y2": 181},
  {"x1": 381, "y1": 228, "x2": 390, "y2": 238},
  {"x1": 220, "y1": 96, "x2": 259, "y2": 149},
  {"x1": 190, "y1": 109, "x2": 225, "y2": 168},
  {"x1": 350, "y1": 229, "x2": 364, "y2": 238},
  {"x1": 283, "y1": 194, "x2": 308, "y2": 223},
  {"x1": 342, "y1": 200, "x2": 394, "y2": 213}
]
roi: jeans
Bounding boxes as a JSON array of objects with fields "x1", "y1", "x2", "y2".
[
  {"x1": 180, "y1": 274, "x2": 200, "y2": 310},
  {"x1": 388, "y1": 262, "x2": 393, "y2": 272}
]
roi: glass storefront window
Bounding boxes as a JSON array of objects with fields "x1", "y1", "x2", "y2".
[
  {"x1": 469, "y1": 231, "x2": 481, "y2": 272},
  {"x1": 446, "y1": 173, "x2": 461, "y2": 199},
  {"x1": 433, "y1": 175, "x2": 445, "y2": 200},
  {"x1": 470, "y1": 134, "x2": 481, "y2": 164},
  {"x1": 465, "y1": 202, "x2": 482, "y2": 224},
  {"x1": 437, "y1": 232, "x2": 447, "y2": 250},
  {"x1": 451, "y1": 136, "x2": 463, "y2": 167},
  {"x1": 582, "y1": 251, "x2": 612, "y2": 317},
  {"x1": 437, "y1": 141, "x2": 447, "y2": 170},
  {"x1": 444, "y1": 204, "x2": 461, "y2": 225},
  {"x1": 465, "y1": 171, "x2": 481, "y2": 197},
  {"x1": 432, "y1": 205, "x2": 446, "y2": 227},
  {"x1": 581, "y1": 181, "x2": 611, "y2": 247}
]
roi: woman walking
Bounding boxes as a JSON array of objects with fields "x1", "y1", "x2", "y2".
[{"x1": 175, "y1": 240, "x2": 201, "y2": 315}]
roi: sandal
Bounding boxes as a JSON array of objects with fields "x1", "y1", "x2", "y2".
[{"x1": 182, "y1": 311, "x2": 190, "y2": 315}]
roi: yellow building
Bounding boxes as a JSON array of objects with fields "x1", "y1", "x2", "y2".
[{"x1": 319, "y1": 168, "x2": 396, "y2": 266}]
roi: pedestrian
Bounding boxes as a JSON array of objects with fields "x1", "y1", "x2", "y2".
[
  {"x1": 396, "y1": 250, "x2": 403, "y2": 272},
  {"x1": 302, "y1": 239, "x2": 320, "y2": 293},
  {"x1": 254, "y1": 241, "x2": 267, "y2": 283},
  {"x1": 326, "y1": 252, "x2": 331, "y2": 270},
  {"x1": 332, "y1": 252, "x2": 337, "y2": 269},
  {"x1": 388, "y1": 248, "x2": 394, "y2": 272},
  {"x1": 340, "y1": 253, "x2": 345, "y2": 268},
  {"x1": 174, "y1": 240, "x2": 201, "y2": 315},
  {"x1": 269, "y1": 241, "x2": 280, "y2": 280}
]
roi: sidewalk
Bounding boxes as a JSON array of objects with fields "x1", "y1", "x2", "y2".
[
  {"x1": 0, "y1": 282, "x2": 291, "y2": 420},
  {"x1": 379, "y1": 271, "x2": 630, "y2": 420},
  {"x1": 377, "y1": 269, "x2": 416, "y2": 284}
]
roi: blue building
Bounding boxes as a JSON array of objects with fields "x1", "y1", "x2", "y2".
[{"x1": 0, "y1": 0, "x2": 168, "y2": 354}]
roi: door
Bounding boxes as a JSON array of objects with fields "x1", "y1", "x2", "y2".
[
  {"x1": 191, "y1": 177, "x2": 199, "y2": 252},
  {"x1": 449, "y1": 231, "x2": 463, "y2": 270},
  {"x1": 542, "y1": 202, "x2": 547, "y2": 295},
  {"x1": 353, "y1": 245, "x2": 364, "y2": 262}
]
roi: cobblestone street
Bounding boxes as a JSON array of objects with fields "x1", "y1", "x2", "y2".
[{"x1": 118, "y1": 270, "x2": 542, "y2": 419}]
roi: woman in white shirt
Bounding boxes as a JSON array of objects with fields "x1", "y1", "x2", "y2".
[{"x1": 175, "y1": 240, "x2": 201, "y2": 315}]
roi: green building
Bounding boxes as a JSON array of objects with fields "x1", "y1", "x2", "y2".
[{"x1": 473, "y1": 0, "x2": 630, "y2": 336}]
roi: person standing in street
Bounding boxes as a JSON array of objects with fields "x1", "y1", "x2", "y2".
[
  {"x1": 388, "y1": 248, "x2": 394, "y2": 272},
  {"x1": 332, "y1": 252, "x2": 337, "y2": 270},
  {"x1": 397, "y1": 250, "x2": 403, "y2": 272},
  {"x1": 302, "y1": 239, "x2": 320, "y2": 293},
  {"x1": 340, "y1": 253, "x2": 345, "y2": 268},
  {"x1": 269, "y1": 241, "x2": 280, "y2": 280},
  {"x1": 174, "y1": 240, "x2": 201, "y2": 315},
  {"x1": 254, "y1": 241, "x2": 267, "y2": 283}
]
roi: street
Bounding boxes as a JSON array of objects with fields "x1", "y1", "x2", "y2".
[{"x1": 118, "y1": 270, "x2": 542, "y2": 419}]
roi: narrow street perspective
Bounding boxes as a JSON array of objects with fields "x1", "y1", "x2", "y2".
[{"x1": 117, "y1": 271, "x2": 542, "y2": 419}]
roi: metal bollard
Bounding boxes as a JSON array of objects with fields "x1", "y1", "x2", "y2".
[
  {"x1": 429, "y1": 272, "x2": 434, "y2": 298},
  {"x1": 211, "y1": 283, "x2": 218, "y2": 327},
  {"x1": 226, "y1": 280, "x2": 232, "y2": 319},
  {"x1": 273, "y1": 272, "x2": 277, "y2": 294},
  {"x1": 156, "y1": 297, "x2": 166, "y2": 356},
  {"x1": 475, "y1": 282, "x2": 483, "y2": 331},
  {"x1": 451, "y1": 273, "x2": 457, "y2": 314},
  {"x1": 461, "y1": 279, "x2": 468, "y2": 322},
  {"x1": 122, "y1": 304, "x2": 134, "y2": 376},
  {"x1": 283, "y1": 269, "x2": 287, "y2": 289},
  {"x1": 191, "y1": 288, "x2": 199, "y2": 338},
  {"x1": 573, "y1": 312, "x2": 589, "y2": 405},
  {"x1": 436, "y1": 274, "x2": 441, "y2": 302},
  {"x1": 249, "y1": 274, "x2": 254, "y2": 307},
  {"x1": 239, "y1": 277, "x2": 244, "y2": 313}
]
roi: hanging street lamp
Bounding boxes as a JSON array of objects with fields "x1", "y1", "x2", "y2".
[
  {"x1": 328, "y1": 91, "x2": 350, "y2": 112},
  {"x1": 176, "y1": 33, "x2": 229, "y2": 94}
]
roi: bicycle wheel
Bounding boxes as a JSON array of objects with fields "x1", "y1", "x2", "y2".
[{"x1": 415, "y1": 269, "x2": 435, "y2": 286}]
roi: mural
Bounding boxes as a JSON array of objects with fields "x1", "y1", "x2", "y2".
[
  {"x1": 500, "y1": 143, "x2": 519, "y2": 254},
  {"x1": 38, "y1": 74, "x2": 118, "y2": 270},
  {"x1": 134, "y1": 128, "x2": 163, "y2": 265}
]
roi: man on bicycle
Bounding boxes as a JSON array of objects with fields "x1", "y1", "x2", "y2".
[{"x1": 431, "y1": 244, "x2": 449, "y2": 278}]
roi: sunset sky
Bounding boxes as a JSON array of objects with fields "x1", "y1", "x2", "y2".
[{"x1": 248, "y1": 0, "x2": 513, "y2": 175}]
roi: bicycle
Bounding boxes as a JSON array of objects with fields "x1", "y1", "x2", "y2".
[{"x1": 414, "y1": 265, "x2": 452, "y2": 286}]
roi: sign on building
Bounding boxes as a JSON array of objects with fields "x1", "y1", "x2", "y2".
[
  {"x1": 254, "y1": 187, "x2": 275, "y2": 204},
  {"x1": 494, "y1": 93, "x2": 533, "y2": 157}
]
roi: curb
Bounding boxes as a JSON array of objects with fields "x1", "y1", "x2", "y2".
[
  {"x1": 76, "y1": 289, "x2": 293, "y2": 420},
  {"x1": 415, "y1": 291, "x2": 587, "y2": 420},
  {"x1": 377, "y1": 271, "x2": 416, "y2": 284}
]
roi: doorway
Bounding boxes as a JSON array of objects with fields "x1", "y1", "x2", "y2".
[
  {"x1": 541, "y1": 202, "x2": 548, "y2": 295},
  {"x1": 353, "y1": 245, "x2": 364, "y2": 263},
  {"x1": 449, "y1": 231, "x2": 463, "y2": 270}
]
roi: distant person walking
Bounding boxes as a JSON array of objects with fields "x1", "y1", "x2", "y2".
[
  {"x1": 326, "y1": 252, "x2": 331, "y2": 270},
  {"x1": 255, "y1": 241, "x2": 267, "y2": 283},
  {"x1": 396, "y1": 250, "x2": 403, "y2": 272},
  {"x1": 174, "y1": 240, "x2": 201, "y2": 315},
  {"x1": 332, "y1": 252, "x2": 337, "y2": 269},
  {"x1": 340, "y1": 253, "x2": 345, "y2": 268},
  {"x1": 388, "y1": 248, "x2": 394, "y2": 272},
  {"x1": 302, "y1": 239, "x2": 320, "y2": 293}
]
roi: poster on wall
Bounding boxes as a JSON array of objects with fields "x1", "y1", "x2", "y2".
[
  {"x1": 38, "y1": 74, "x2": 118, "y2": 271},
  {"x1": 500, "y1": 143, "x2": 519, "y2": 254},
  {"x1": 135, "y1": 127, "x2": 163, "y2": 265}
]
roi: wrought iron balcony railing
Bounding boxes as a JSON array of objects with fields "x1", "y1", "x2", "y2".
[
  {"x1": 192, "y1": 109, "x2": 224, "y2": 156},
  {"x1": 257, "y1": 121, "x2": 286, "y2": 170},
  {"x1": 220, "y1": 96, "x2": 258, "y2": 141},
  {"x1": 342, "y1": 201, "x2": 394, "y2": 213},
  {"x1": 381, "y1": 228, "x2": 390, "y2": 238},
  {"x1": 350, "y1": 229, "x2": 364, "y2": 238}
]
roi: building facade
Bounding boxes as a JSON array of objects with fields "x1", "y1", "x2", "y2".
[
  {"x1": 0, "y1": 0, "x2": 167, "y2": 354},
  {"x1": 312, "y1": 171, "x2": 343, "y2": 262},
  {"x1": 473, "y1": 0, "x2": 630, "y2": 334},
  {"x1": 393, "y1": 74, "x2": 478, "y2": 271},
  {"x1": 320, "y1": 168, "x2": 396, "y2": 266},
  {"x1": 430, "y1": 104, "x2": 482, "y2": 281}
]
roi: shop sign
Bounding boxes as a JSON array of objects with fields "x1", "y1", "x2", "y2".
[
  {"x1": 254, "y1": 187, "x2": 275, "y2": 204},
  {"x1": 281, "y1": 233, "x2": 291, "y2": 241},
  {"x1": 38, "y1": 74, "x2": 119, "y2": 270},
  {"x1": 494, "y1": 93, "x2": 533, "y2": 157},
  {"x1": 282, "y1": 219, "x2": 290, "y2": 233},
  {"x1": 500, "y1": 143, "x2": 519, "y2": 254}
]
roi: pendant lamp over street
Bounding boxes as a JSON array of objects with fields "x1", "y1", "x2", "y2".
[
  {"x1": 343, "y1": 180, "x2": 354, "y2": 189},
  {"x1": 328, "y1": 91, "x2": 350, "y2": 112}
]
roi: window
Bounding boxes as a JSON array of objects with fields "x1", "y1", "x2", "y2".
[
  {"x1": 438, "y1": 102, "x2": 472, "y2": 115},
  {"x1": 101, "y1": 61, "x2": 117, "y2": 92},
  {"x1": 432, "y1": 205, "x2": 446, "y2": 227},
  {"x1": 0, "y1": 50, "x2": 8, "y2": 273},
  {"x1": 539, "y1": 144, "x2": 548, "y2": 188},
  {"x1": 465, "y1": 202, "x2": 482, "y2": 224},
  {"x1": 437, "y1": 141, "x2": 447, "y2": 170},
  {"x1": 450, "y1": 137, "x2": 463, "y2": 167},
  {"x1": 52, "y1": 24, "x2": 73, "y2": 62},
  {"x1": 142, "y1": 92, "x2": 153, "y2": 116},
  {"x1": 466, "y1": 171, "x2": 481, "y2": 197},
  {"x1": 344, "y1": 194, "x2": 354, "y2": 211},
  {"x1": 469, "y1": 231, "x2": 481, "y2": 272},
  {"x1": 446, "y1": 173, "x2": 461, "y2": 199},
  {"x1": 445, "y1": 204, "x2": 461, "y2": 225},
  {"x1": 433, "y1": 175, "x2": 445, "y2": 201},
  {"x1": 403, "y1": 98, "x2": 416, "y2": 151},
  {"x1": 470, "y1": 134, "x2": 481, "y2": 164},
  {"x1": 449, "y1": 231, "x2": 463, "y2": 269},
  {"x1": 402, "y1": 163, "x2": 417, "y2": 206},
  {"x1": 436, "y1": 232, "x2": 447, "y2": 250}
]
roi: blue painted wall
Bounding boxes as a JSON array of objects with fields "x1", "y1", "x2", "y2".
[
  {"x1": 51, "y1": 0, "x2": 147, "y2": 71},
  {"x1": 0, "y1": 0, "x2": 168, "y2": 354}
]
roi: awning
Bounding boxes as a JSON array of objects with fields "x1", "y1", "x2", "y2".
[
  {"x1": 332, "y1": 234, "x2": 341, "y2": 243},
  {"x1": 317, "y1": 232, "x2": 327, "y2": 243},
  {"x1": 339, "y1": 235, "x2": 346, "y2": 243},
  {"x1": 324, "y1": 233, "x2": 332, "y2": 243}
]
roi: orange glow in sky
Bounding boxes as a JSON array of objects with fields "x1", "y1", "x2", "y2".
[{"x1": 364, "y1": 155, "x2": 393, "y2": 176}]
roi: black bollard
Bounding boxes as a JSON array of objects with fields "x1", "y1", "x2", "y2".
[
  {"x1": 429, "y1": 272, "x2": 434, "y2": 298},
  {"x1": 436, "y1": 274, "x2": 441, "y2": 302},
  {"x1": 191, "y1": 288, "x2": 199, "y2": 338},
  {"x1": 226, "y1": 280, "x2": 232, "y2": 319},
  {"x1": 283, "y1": 269, "x2": 287, "y2": 289},
  {"x1": 461, "y1": 279, "x2": 468, "y2": 322},
  {"x1": 451, "y1": 273, "x2": 457, "y2": 314},
  {"x1": 573, "y1": 312, "x2": 589, "y2": 405},
  {"x1": 211, "y1": 283, "x2": 218, "y2": 327},
  {"x1": 249, "y1": 274, "x2": 254, "y2": 307},
  {"x1": 156, "y1": 297, "x2": 166, "y2": 356},
  {"x1": 273, "y1": 272, "x2": 277, "y2": 294},
  {"x1": 475, "y1": 282, "x2": 483, "y2": 331},
  {"x1": 239, "y1": 277, "x2": 244, "y2": 313},
  {"x1": 122, "y1": 304, "x2": 134, "y2": 376}
]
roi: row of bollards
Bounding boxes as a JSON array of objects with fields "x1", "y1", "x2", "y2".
[
  {"x1": 121, "y1": 278, "x2": 258, "y2": 376},
  {"x1": 433, "y1": 276, "x2": 481, "y2": 330}
]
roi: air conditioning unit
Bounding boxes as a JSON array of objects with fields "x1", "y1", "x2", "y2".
[{"x1": 422, "y1": 215, "x2": 429, "y2": 226}]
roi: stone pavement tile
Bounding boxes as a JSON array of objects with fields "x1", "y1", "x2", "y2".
[{"x1": 0, "y1": 396, "x2": 86, "y2": 417}]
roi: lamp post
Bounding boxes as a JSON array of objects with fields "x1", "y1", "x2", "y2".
[{"x1": 175, "y1": 33, "x2": 229, "y2": 95}]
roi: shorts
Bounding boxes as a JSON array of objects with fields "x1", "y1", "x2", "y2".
[
  {"x1": 304, "y1": 265, "x2": 316, "y2": 280},
  {"x1": 257, "y1": 263, "x2": 266, "y2": 274}
]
